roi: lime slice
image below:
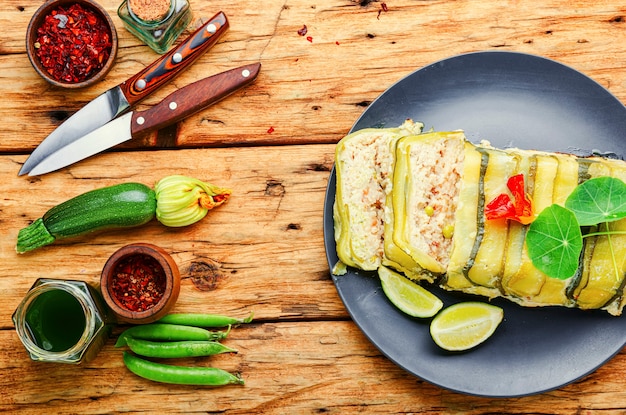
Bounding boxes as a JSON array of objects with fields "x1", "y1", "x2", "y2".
[
  {"x1": 378, "y1": 266, "x2": 443, "y2": 318},
  {"x1": 429, "y1": 302, "x2": 504, "y2": 351}
]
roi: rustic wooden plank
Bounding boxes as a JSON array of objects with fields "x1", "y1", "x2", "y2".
[
  {"x1": 4, "y1": 144, "x2": 626, "y2": 412},
  {"x1": 3, "y1": 0, "x2": 626, "y2": 152},
  {"x1": 0, "y1": 144, "x2": 339, "y2": 327},
  {"x1": 4, "y1": 0, "x2": 626, "y2": 412},
  {"x1": 2, "y1": 321, "x2": 626, "y2": 414}
]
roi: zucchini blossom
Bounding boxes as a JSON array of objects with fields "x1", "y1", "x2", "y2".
[{"x1": 155, "y1": 175, "x2": 232, "y2": 227}]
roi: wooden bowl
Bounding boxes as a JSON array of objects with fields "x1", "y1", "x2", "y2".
[
  {"x1": 100, "y1": 243, "x2": 180, "y2": 324},
  {"x1": 26, "y1": 0, "x2": 118, "y2": 89}
]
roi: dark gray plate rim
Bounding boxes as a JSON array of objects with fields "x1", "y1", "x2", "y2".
[{"x1": 323, "y1": 50, "x2": 626, "y2": 398}]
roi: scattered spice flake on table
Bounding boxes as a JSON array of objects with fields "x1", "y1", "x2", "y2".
[
  {"x1": 35, "y1": 3, "x2": 112, "y2": 83},
  {"x1": 267, "y1": 126, "x2": 275, "y2": 134},
  {"x1": 306, "y1": 36, "x2": 313, "y2": 42},
  {"x1": 298, "y1": 25, "x2": 308, "y2": 36},
  {"x1": 377, "y1": 2, "x2": 388, "y2": 19},
  {"x1": 111, "y1": 254, "x2": 166, "y2": 312}
]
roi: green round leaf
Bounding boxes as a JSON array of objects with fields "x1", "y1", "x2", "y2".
[
  {"x1": 526, "y1": 204, "x2": 583, "y2": 280},
  {"x1": 565, "y1": 176, "x2": 626, "y2": 226}
]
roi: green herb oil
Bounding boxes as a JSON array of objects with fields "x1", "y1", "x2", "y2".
[{"x1": 25, "y1": 289, "x2": 86, "y2": 352}]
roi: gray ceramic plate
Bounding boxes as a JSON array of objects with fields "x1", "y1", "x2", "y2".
[{"x1": 323, "y1": 51, "x2": 626, "y2": 397}]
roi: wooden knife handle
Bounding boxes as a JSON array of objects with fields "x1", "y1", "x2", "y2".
[
  {"x1": 130, "y1": 63, "x2": 261, "y2": 135},
  {"x1": 120, "y1": 11, "x2": 229, "y2": 106}
]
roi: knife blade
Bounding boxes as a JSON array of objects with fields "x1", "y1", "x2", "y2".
[
  {"x1": 27, "y1": 63, "x2": 261, "y2": 176},
  {"x1": 19, "y1": 11, "x2": 230, "y2": 176}
]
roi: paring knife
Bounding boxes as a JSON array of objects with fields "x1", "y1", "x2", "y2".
[
  {"x1": 27, "y1": 63, "x2": 261, "y2": 176},
  {"x1": 19, "y1": 11, "x2": 230, "y2": 176}
]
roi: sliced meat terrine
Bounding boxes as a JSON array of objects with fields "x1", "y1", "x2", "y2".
[{"x1": 333, "y1": 124, "x2": 626, "y2": 315}]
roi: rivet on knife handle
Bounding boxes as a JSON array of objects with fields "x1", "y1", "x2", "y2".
[
  {"x1": 120, "y1": 11, "x2": 229, "y2": 106},
  {"x1": 130, "y1": 63, "x2": 261, "y2": 136}
]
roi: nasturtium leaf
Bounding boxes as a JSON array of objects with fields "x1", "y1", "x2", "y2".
[
  {"x1": 526, "y1": 204, "x2": 583, "y2": 280},
  {"x1": 565, "y1": 177, "x2": 626, "y2": 226}
]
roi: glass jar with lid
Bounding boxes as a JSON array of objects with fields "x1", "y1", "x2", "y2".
[
  {"x1": 118, "y1": 0, "x2": 192, "y2": 54},
  {"x1": 12, "y1": 278, "x2": 114, "y2": 364}
]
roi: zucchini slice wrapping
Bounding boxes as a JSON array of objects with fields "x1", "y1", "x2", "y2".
[
  {"x1": 333, "y1": 123, "x2": 626, "y2": 315},
  {"x1": 333, "y1": 119, "x2": 424, "y2": 271}
]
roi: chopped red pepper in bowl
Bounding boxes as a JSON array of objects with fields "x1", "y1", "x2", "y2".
[
  {"x1": 110, "y1": 254, "x2": 167, "y2": 313},
  {"x1": 100, "y1": 243, "x2": 180, "y2": 324},
  {"x1": 26, "y1": 0, "x2": 118, "y2": 88}
]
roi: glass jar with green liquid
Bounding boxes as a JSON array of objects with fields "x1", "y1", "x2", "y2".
[{"x1": 12, "y1": 279, "x2": 114, "y2": 364}]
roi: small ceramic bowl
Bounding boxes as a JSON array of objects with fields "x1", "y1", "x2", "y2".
[
  {"x1": 100, "y1": 243, "x2": 180, "y2": 324},
  {"x1": 26, "y1": 0, "x2": 118, "y2": 88}
]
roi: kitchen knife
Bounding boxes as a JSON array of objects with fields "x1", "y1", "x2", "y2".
[
  {"x1": 19, "y1": 11, "x2": 229, "y2": 176},
  {"x1": 27, "y1": 63, "x2": 261, "y2": 176}
]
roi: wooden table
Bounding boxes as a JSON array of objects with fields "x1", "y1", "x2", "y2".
[{"x1": 3, "y1": 0, "x2": 626, "y2": 413}]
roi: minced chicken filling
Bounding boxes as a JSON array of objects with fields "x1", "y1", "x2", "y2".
[
  {"x1": 337, "y1": 131, "x2": 397, "y2": 268},
  {"x1": 407, "y1": 136, "x2": 464, "y2": 267}
]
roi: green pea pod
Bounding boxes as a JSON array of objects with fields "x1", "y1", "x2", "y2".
[
  {"x1": 157, "y1": 311, "x2": 254, "y2": 327},
  {"x1": 115, "y1": 323, "x2": 230, "y2": 347},
  {"x1": 123, "y1": 352, "x2": 244, "y2": 386},
  {"x1": 125, "y1": 337, "x2": 237, "y2": 358}
]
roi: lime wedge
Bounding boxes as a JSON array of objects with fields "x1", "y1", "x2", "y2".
[
  {"x1": 429, "y1": 302, "x2": 504, "y2": 351},
  {"x1": 378, "y1": 266, "x2": 443, "y2": 318}
]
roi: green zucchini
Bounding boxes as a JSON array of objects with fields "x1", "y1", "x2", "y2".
[
  {"x1": 575, "y1": 162, "x2": 626, "y2": 312},
  {"x1": 519, "y1": 154, "x2": 578, "y2": 307},
  {"x1": 444, "y1": 141, "x2": 483, "y2": 292},
  {"x1": 44, "y1": 182, "x2": 156, "y2": 238},
  {"x1": 16, "y1": 176, "x2": 232, "y2": 254},
  {"x1": 500, "y1": 151, "x2": 533, "y2": 295},
  {"x1": 17, "y1": 183, "x2": 156, "y2": 253},
  {"x1": 501, "y1": 154, "x2": 558, "y2": 300},
  {"x1": 464, "y1": 147, "x2": 517, "y2": 296}
]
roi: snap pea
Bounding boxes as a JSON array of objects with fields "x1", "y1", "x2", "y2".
[
  {"x1": 125, "y1": 337, "x2": 237, "y2": 358},
  {"x1": 115, "y1": 323, "x2": 230, "y2": 347},
  {"x1": 123, "y1": 352, "x2": 244, "y2": 386},
  {"x1": 157, "y1": 311, "x2": 254, "y2": 327}
]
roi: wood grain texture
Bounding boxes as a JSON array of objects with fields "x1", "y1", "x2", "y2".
[
  {"x1": 3, "y1": 0, "x2": 626, "y2": 413},
  {"x1": 1, "y1": 145, "x2": 337, "y2": 322},
  {"x1": 4, "y1": 0, "x2": 626, "y2": 151},
  {"x1": 2, "y1": 322, "x2": 626, "y2": 414}
]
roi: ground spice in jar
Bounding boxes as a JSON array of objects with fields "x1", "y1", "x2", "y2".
[
  {"x1": 128, "y1": 0, "x2": 171, "y2": 22},
  {"x1": 34, "y1": 3, "x2": 112, "y2": 83},
  {"x1": 110, "y1": 254, "x2": 166, "y2": 312},
  {"x1": 118, "y1": 0, "x2": 190, "y2": 54}
]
